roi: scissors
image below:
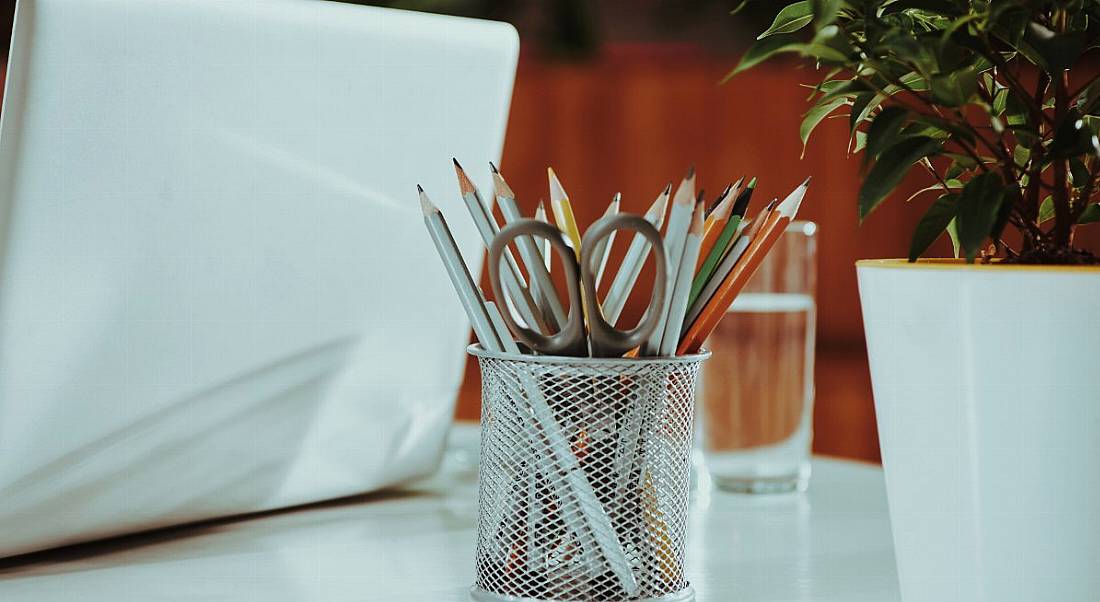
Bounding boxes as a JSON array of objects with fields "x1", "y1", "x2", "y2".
[{"x1": 488, "y1": 214, "x2": 666, "y2": 358}]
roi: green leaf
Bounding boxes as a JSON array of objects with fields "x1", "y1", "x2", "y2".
[
  {"x1": 849, "y1": 92, "x2": 876, "y2": 134},
  {"x1": 859, "y1": 136, "x2": 942, "y2": 220},
  {"x1": 864, "y1": 106, "x2": 908, "y2": 162},
  {"x1": 992, "y1": 87, "x2": 1009, "y2": 116},
  {"x1": 955, "y1": 171, "x2": 1006, "y2": 262},
  {"x1": 725, "y1": 33, "x2": 805, "y2": 80},
  {"x1": 811, "y1": 0, "x2": 841, "y2": 29},
  {"x1": 943, "y1": 153, "x2": 978, "y2": 178},
  {"x1": 990, "y1": 183, "x2": 1018, "y2": 242},
  {"x1": 758, "y1": 2, "x2": 813, "y2": 39},
  {"x1": 812, "y1": 78, "x2": 858, "y2": 99},
  {"x1": 1076, "y1": 76, "x2": 1100, "y2": 114},
  {"x1": 946, "y1": 217, "x2": 961, "y2": 258},
  {"x1": 880, "y1": 0, "x2": 961, "y2": 16},
  {"x1": 1038, "y1": 195, "x2": 1055, "y2": 223},
  {"x1": 929, "y1": 66, "x2": 979, "y2": 107},
  {"x1": 803, "y1": 25, "x2": 854, "y2": 63},
  {"x1": 1024, "y1": 22, "x2": 1086, "y2": 73},
  {"x1": 1049, "y1": 113, "x2": 1100, "y2": 160},
  {"x1": 801, "y1": 96, "x2": 848, "y2": 149},
  {"x1": 1078, "y1": 203, "x2": 1100, "y2": 224},
  {"x1": 1070, "y1": 157, "x2": 1089, "y2": 189},
  {"x1": 1013, "y1": 145, "x2": 1031, "y2": 169},
  {"x1": 852, "y1": 130, "x2": 867, "y2": 153},
  {"x1": 903, "y1": 180, "x2": 962, "y2": 204},
  {"x1": 909, "y1": 193, "x2": 958, "y2": 261}
]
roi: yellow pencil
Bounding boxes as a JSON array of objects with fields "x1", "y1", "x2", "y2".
[{"x1": 547, "y1": 167, "x2": 583, "y2": 257}]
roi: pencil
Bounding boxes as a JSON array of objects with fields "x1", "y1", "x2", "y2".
[
  {"x1": 684, "y1": 197, "x2": 774, "y2": 330},
  {"x1": 534, "y1": 199, "x2": 551, "y2": 270},
  {"x1": 707, "y1": 176, "x2": 743, "y2": 216},
  {"x1": 590, "y1": 193, "x2": 620, "y2": 289},
  {"x1": 687, "y1": 178, "x2": 754, "y2": 310},
  {"x1": 678, "y1": 178, "x2": 809, "y2": 354},
  {"x1": 657, "y1": 200, "x2": 705, "y2": 356},
  {"x1": 547, "y1": 167, "x2": 583, "y2": 256},
  {"x1": 602, "y1": 184, "x2": 670, "y2": 326},
  {"x1": 482, "y1": 302, "x2": 636, "y2": 594},
  {"x1": 418, "y1": 185, "x2": 502, "y2": 351},
  {"x1": 643, "y1": 166, "x2": 695, "y2": 356},
  {"x1": 453, "y1": 159, "x2": 548, "y2": 336},
  {"x1": 491, "y1": 163, "x2": 566, "y2": 331},
  {"x1": 484, "y1": 300, "x2": 519, "y2": 354},
  {"x1": 695, "y1": 182, "x2": 737, "y2": 271}
]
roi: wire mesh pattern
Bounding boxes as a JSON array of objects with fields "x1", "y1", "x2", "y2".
[{"x1": 469, "y1": 346, "x2": 708, "y2": 602}]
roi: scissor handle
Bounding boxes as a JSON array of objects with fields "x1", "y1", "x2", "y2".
[
  {"x1": 488, "y1": 220, "x2": 586, "y2": 357},
  {"x1": 580, "y1": 214, "x2": 667, "y2": 358}
]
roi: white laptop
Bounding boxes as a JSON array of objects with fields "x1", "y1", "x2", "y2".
[{"x1": 0, "y1": 0, "x2": 517, "y2": 557}]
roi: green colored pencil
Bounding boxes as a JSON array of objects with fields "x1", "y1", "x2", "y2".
[{"x1": 687, "y1": 177, "x2": 756, "y2": 310}]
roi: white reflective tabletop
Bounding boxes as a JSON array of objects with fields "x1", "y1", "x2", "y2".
[{"x1": 0, "y1": 427, "x2": 899, "y2": 601}]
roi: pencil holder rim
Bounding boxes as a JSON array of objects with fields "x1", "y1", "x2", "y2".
[{"x1": 466, "y1": 344, "x2": 711, "y2": 365}]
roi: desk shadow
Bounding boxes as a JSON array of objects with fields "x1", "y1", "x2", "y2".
[{"x1": 0, "y1": 337, "x2": 362, "y2": 565}]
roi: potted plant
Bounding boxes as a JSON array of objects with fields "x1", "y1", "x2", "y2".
[{"x1": 731, "y1": 1, "x2": 1100, "y2": 600}]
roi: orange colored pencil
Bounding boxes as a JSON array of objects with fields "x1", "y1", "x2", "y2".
[
  {"x1": 695, "y1": 182, "x2": 738, "y2": 272},
  {"x1": 677, "y1": 179, "x2": 809, "y2": 354}
]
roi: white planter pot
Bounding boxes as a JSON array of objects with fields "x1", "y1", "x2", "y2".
[{"x1": 856, "y1": 259, "x2": 1100, "y2": 602}]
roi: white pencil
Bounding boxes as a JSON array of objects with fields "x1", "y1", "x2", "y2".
[
  {"x1": 534, "y1": 199, "x2": 551, "y2": 271},
  {"x1": 491, "y1": 163, "x2": 567, "y2": 332},
  {"x1": 454, "y1": 159, "x2": 548, "y2": 334},
  {"x1": 418, "y1": 186, "x2": 502, "y2": 351},
  {"x1": 643, "y1": 166, "x2": 696, "y2": 356},
  {"x1": 602, "y1": 184, "x2": 670, "y2": 326},
  {"x1": 589, "y1": 193, "x2": 620, "y2": 289},
  {"x1": 658, "y1": 200, "x2": 705, "y2": 356}
]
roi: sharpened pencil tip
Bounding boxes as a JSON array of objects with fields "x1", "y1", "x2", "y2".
[
  {"x1": 453, "y1": 160, "x2": 476, "y2": 195},
  {"x1": 492, "y1": 169, "x2": 512, "y2": 200},
  {"x1": 747, "y1": 176, "x2": 758, "y2": 189},
  {"x1": 488, "y1": 161, "x2": 499, "y2": 174},
  {"x1": 664, "y1": 182, "x2": 672, "y2": 195},
  {"x1": 707, "y1": 183, "x2": 736, "y2": 218},
  {"x1": 801, "y1": 175, "x2": 812, "y2": 187},
  {"x1": 690, "y1": 200, "x2": 706, "y2": 233},
  {"x1": 452, "y1": 157, "x2": 462, "y2": 168},
  {"x1": 547, "y1": 168, "x2": 567, "y2": 202},
  {"x1": 416, "y1": 183, "x2": 424, "y2": 194},
  {"x1": 418, "y1": 186, "x2": 438, "y2": 215},
  {"x1": 778, "y1": 179, "x2": 810, "y2": 218},
  {"x1": 685, "y1": 164, "x2": 695, "y2": 180},
  {"x1": 732, "y1": 183, "x2": 754, "y2": 218},
  {"x1": 673, "y1": 170, "x2": 695, "y2": 206}
]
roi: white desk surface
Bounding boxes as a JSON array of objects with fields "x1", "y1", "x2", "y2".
[{"x1": 0, "y1": 428, "x2": 900, "y2": 601}]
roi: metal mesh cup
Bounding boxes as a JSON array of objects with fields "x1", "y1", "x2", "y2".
[{"x1": 468, "y1": 345, "x2": 709, "y2": 602}]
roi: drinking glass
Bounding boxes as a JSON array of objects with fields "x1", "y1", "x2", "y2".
[{"x1": 699, "y1": 221, "x2": 817, "y2": 493}]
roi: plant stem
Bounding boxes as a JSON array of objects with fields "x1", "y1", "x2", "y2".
[{"x1": 1052, "y1": 70, "x2": 1073, "y2": 247}]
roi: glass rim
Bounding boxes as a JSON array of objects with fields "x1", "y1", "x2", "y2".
[{"x1": 784, "y1": 220, "x2": 817, "y2": 236}]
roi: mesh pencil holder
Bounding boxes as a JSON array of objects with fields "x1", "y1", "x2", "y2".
[{"x1": 468, "y1": 345, "x2": 709, "y2": 602}]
